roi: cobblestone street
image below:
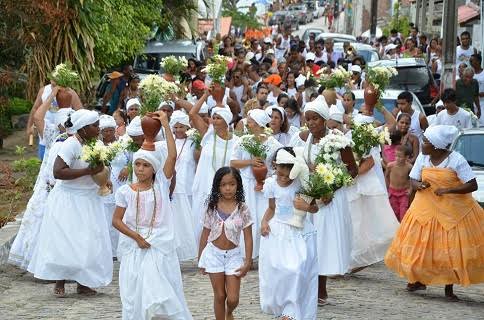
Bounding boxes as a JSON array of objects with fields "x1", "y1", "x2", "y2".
[{"x1": 0, "y1": 261, "x2": 483, "y2": 319}]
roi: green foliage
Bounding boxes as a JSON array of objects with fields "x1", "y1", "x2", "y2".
[
  {"x1": 8, "y1": 98, "x2": 33, "y2": 116},
  {"x1": 12, "y1": 148, "x2": 42, "y2": 191},
  {"x1": 222, "y1": 1, "x2": 262, "y2": 30},
  {"x1": 300, "y1": 173, "x2": 333, "y2": 199},
  {"x1": 382, "y1": 3, "x2": 411, "y2": 38}
]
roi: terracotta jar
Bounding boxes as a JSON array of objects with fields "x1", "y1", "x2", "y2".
[
  {"x1": 252, "y1": 164, "x2": 268, "y2": 192},
  {"x1": 56, "y1": 88, "x2": 72, "y2": 108},
  {"x1": 364, "y1": 85, "x2": 379, "y2": 109},
  {"x1": 322, "y1": 88, "x2": 337, "y2": 106},
  {"x1": 141, "y1": 113, "x2": 161, "y2": 151},
  {"x1": 92, "y1": 166, "x2": 112, "y2": 196},
  {"x1": 212, "y1": 82, "x2": 225, "y2": 106}
]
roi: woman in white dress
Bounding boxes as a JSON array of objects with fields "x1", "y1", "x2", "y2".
[
  {"x1": 230, "y1": 109, "x2": 282, "y2": 258},
  {"x1": 189, "y1": 91, "x2": 239, "y2": 243},
  {"x1": 8, "y1": 89, "x2": 73, "y2": 269},
  {"x1": 266, "y1": 106, "x2": 299, "y2": 146},
  {"x1": 259, "y1": 147, "x2": 318, "y2": 320},
  {"x1": 28, "y1": 109, "x2": 113, "y2": 296},
  {"x1": 100, "y1": 115, "x2": 127, "y2": 258},
  {"x1": 113, "y1": 111, "x2": 192, "y2": 320},
  {"x1": 290, "y1": 95, "x2": 358, "y2": 304},
  {"x1": 168, "y1": 110, "x2": 198, "y2": 261}
]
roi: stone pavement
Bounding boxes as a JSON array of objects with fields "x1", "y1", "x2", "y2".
[{"x1": 0, "y1": 260, "x2": 483, "y2": 319}]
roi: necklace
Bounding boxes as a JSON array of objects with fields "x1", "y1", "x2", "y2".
[
  {"x1": 176, "y1": 138, "x2": 188, "y2": 161},
  {"x1": 212, "y1": 131, "x2": 229, "y2": 172},
  {"x1": 135, "y1": 184, "x2": 157, "y2": 239}
]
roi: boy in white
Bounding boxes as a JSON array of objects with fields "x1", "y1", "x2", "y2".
[{"x1": 435, "y1": 88, "x2": 472, "y2": 129}]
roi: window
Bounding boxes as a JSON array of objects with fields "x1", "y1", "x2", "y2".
[
  {"x1": 453, "y1": 135, "x2": 484, "y2": 167},
  {"x1": 134, "y1": 52, "x2": 194, "y2": 72},
  {"x1": 388, "y1": 67, "x2": 430, "y2": 91}
]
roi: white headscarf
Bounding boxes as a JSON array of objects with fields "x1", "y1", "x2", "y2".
[
  {"x1": 295, "y1": 75, "x2": 306, "y2": 88},
  {"x1": 199, "y1": 102, "x2": 209, "y2": 114},
  {"x1": 69, "y1": 109, "x2": 99, "y2": 133},
  {"x1": 126, "y1": 98, "x2": 141, "y2": 110},
  {"x1": 133, "y1": 149, "x2": 161, "y2": 172},
  {"x1": 211, "y1": 106, "x2": 233, "y2": 125},
  {"x1": 304, "y1": 95, "x2": 329, "y2": 120},
  {"x1": 329, "y1": 101, "x2": 345, "y2": 123},
  {"x1": 424, "y1": 125, "x2": 458, "y2": 150},
  {"x1": 126, "y1": 116, "x2": 144, "y2": 137},
  {"x1": 353, "y1": 113, "x2": 375, "y2": 125},
  {"x1": 275, "y1": 147, "x2": 309, "y2": 181},
  {"x1": 248, "y1": 109, "x2": 271, "y2": 127},
  {"x1": 266, "y1": 105, "x2": 285, "y2": 122},
  {"x1": 99, "y1": 115, "x2": 117, "y2": 130},
  {"x1": 158, "y1": 100, "x2": 175, "y2": 110},
  {"x1": 54, "y1": 107, "x2": 73, "y2": 127},
  {"x1": 169, "y1": 110, "x2": 190, "y2": 128}
]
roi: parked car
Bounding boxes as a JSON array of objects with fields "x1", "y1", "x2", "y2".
[
  {"x1": 367, "y1": 58, "x2": 439, "y2": 115},
  {"x1": 333, "y1": 42, "x2": 380, "y2": 63},
  {"x1": 133, "y1": 40, "x2": 206, "y2": 78},
  {"x1": 450, "y1": 128, "x2": 484, "y2": 206},
  {"x1": 315, "y1": 33, "x2": 357, "y2": 43},
  {"x1": 283, "y1": 13, "x2": 299, "y2": 32},
  {"x1": 268, "y1": 10, "x2": 286, "y2": 26},
  {"x1": 288, "y1": 4, "x2": 311, "y2": 24},
  {"x1": 353, "y1": 89, "x2": 426, "y2": 124},
  {"x1": 305, "y1": 0, "x2": 324, "y2": 19}
]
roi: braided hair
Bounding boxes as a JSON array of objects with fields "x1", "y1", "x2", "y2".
[{"x1": 206, "y1": 167, "x2": 245, "y2": 212}]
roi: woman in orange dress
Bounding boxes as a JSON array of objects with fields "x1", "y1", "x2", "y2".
[{"x1": 385, "y1": 125, "x2": 484, "y2": 300}]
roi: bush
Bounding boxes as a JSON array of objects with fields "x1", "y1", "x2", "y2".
[
  {"x1": 12, "y1": 146, "x2": 41, "y2": 191},
  {"x1": 8, "y1": 97, "x2": 33, "y2": 115}
]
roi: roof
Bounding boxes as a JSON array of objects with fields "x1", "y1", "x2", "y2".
[
  {"x1": 144, "y1": 40, "x2": 197, "y2": 54},
  {"x1": 333, "y1": 42, "x2": 376, "y2": 51},
  {"x1": 316, "y1": 33, "x2": 357, "y2": 42},
  {"x1": 458, "y1": 3, "x2": 480, "y2": 25},
  {"x1": 368, "y1": 58, "x2": 427, "y2": 68}
]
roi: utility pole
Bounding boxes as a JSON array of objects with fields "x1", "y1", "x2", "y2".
[
  {"x1": 370, "y1": 0, "x2": 378, "y2": 40},
  {"x1": 441, "y1": 0, "x2": 457, "y2": 89},
  {"x1": 427, "y1": 0, "x2": 435, "y2": 36},
  {"x1": 415, "y1": 0, "x2": 421, "y2": 28},
  {"x1": 421, "y1": 0, "x2": 427, "y2": 33},
  {"x1": 345, "y1": 0, "x2": 353, "y2": 35}
]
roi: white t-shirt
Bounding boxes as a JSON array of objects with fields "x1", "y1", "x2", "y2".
[
  {"x1": 456, "y1": 45, "x2": 476, "y2": 66},
  {"x1": 434, "y1": 108, "x2": 472, "y2": 129}
]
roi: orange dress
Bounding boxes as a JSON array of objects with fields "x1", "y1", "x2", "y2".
[{"x1": 385, "y1": 167, "x2": 484, "y2": 286}]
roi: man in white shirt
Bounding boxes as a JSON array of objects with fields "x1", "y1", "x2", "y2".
[
  {"x1": 435, "y1": 88, "x2": 472, "y2": 129},
  {"x1": 427, "y1": 100, "x2": 445, "y2": 126},
  {"x1": 456, "y1": 31, "x2": 478, "y2": 66},
  {"x1": 471, "y1": 54, "x2": 484, "y2": 126}
]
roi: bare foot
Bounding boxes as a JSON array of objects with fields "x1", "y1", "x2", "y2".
[
  {"x1": 77, "y1": 284, "x2": 97, "y2": 296},
  {"x1": 54, "y1": 280, "x2": 66, "y2": 298},
  {"x1": 225, "y1": 312, "x2": 234, "y2": 320},
  {"x1": 406, "y1": 282, "x2": 427, "y2": 292}
]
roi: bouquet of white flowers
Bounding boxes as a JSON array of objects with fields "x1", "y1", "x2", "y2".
[
  {"x1": 186, "y1": 128, "x2": 202, "y2": 150},
  {"x1": 365, "y1": 66, "x2": 398, "y2": 95},
  {"x1": 351, "y1": 123, "x2": 391, "y2": 159},
  {"x1": 160, "y1": 56, "x2": 188, "y2": 78},
  {"x1": 315, "y1": 129, "x2": 354, "y2": 164},
  {"x1": 204, "y1": 55, "x2": 231, "y2": 84},
  {"x1": 49, "y1": 63, "x2": 79, "y2": 88},
  {"x1": 139, "y1": 75, "x2": 180, "y2": 114},
  {"x1": 317, "y1": 66, "x2": 352, "y2": 89},
  {"x1": 239, "y1": 134, "x2": 269, "y2": 159}
]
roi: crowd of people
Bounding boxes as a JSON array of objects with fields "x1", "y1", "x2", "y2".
[{"x1": 8, "y1": 23, "x2": 484, "y2": 320}]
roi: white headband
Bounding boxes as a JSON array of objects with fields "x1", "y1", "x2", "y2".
[
  {"x1": 133, "y1": 149, "x2": 161, "y2": 172},
  {"x1": 424, "y1": 125, "x2": 458, "y2": 150},
  {"x1": 212, "y1": 106, "x2": 232, "y2": 126},
  {"x1": 99, "y1": 115, "x2": 117, "y2": 130},
  {"x1": 275, "y1": 147, "x2": 309, "y2": 180},
  {"x1": 353, "y1": 113, "x2": 375, "y2": 125},
  {"x1": 266, "y1": 105, "x2": 285, "y2": 122},
  {"x1": 329, "y1": 101, "x2": 345, "y2": 123},
  {"x1": 248, "y1": 109, "x2": 272, "y2": 127},
  {"x1": 126, "y1": 98, "x2": 141, "y2": 110},
  {"x1": 69, "y1": 109, "x2": 99, "y2": 133},
  {"x1": 126, "y1": 116, "x2": 144, "y2": 137},
  {"x1": 169, "y1": 110, "x2": 190, "y2": 128},
  {"x1": 158, "y1": 100, "x2": 175, "y2": 110},
  {"x1": 54, "y1": 107, "x2": 73, "y2": 127},
  {"x1": 304, "y1": 95, "x2": 329, "y2": 120}
]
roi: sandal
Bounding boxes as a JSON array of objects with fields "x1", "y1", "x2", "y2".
[
  {"x1": 317, "y1": 298, "x2": 329, "y2": 306},
  {"x1": 406, "y1": 282, "x2": 427, "y2": 292}
]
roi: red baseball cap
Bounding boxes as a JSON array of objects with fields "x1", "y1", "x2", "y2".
[
  {"x1": 263, "y1": 74, "x2": 282, "y2": 86},
  {"x1": 192, "y1": 80, "x2": 207, "y2": 90}
]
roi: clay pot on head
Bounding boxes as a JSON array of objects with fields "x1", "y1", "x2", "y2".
[
  {"x1": 56, "y1": 88, "x2": 72, "y2": 108},
  {"x1": 322, "y1": 88, "x2": 337, "y2": 106},
  {"x1": 140, "y1": 113, "x2": 161, "y2": 151},
  {"x1": 252, "y1": 164, "x2": 268, "y2": 192},
  {"x1": 212, "y1": 83, "x2": 225, "y2": 106},
  {"x1": 364, "y1": 85, "x2": 379, "y2": 109}
]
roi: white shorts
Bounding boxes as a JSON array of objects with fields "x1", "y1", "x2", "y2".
[{"x1": 198, "y1": 242, "x2": 244, "y2": 275}]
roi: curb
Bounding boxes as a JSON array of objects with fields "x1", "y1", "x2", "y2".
[{"x1": 0, "y1": 216, "x2": 21, "y2": 265}]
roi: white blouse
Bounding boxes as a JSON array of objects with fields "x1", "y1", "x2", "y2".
[{"x1": 410, "y1": 151, "x2": 475, "y2": 183}]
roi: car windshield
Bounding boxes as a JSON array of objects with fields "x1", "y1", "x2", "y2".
[
  {"x1": 354, "y1": 98, "x2": 401, "y2": 123},
  {"x1": 453, "y1": 134, "x2": 484, "y2": 168},
  {"x1": 335, "y1": 48, "x2": 378, "y2": 62},
  {"x1": 134, "y1": 52, "x2": 194, "y2": 72},
  {"x1": 388, "y1": 66, "x2": 430, "y2": 91}
]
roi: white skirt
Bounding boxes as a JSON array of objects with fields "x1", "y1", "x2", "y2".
[
  {"x1": 259, "y1": 218, "x2": 318, "y2": 320},
  {"x1": 314, "y1": 188, "x2": 353, "y2": 276},
  {"x1": 171, "y1": 193, "x2": 198, "y2": 262},
  {"x1": 104, "y1": 202, "x2": 119, "y2": 258},
  {"x1": 118, "y1": 228, "x2": 192, "y2": 320},
  {"x1": 27, "y1": 184, "x2": 113, "y2": 288}
]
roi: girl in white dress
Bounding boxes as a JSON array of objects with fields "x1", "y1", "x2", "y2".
[
  {"x1": 198, "y1": 167, "x2": 253, "y2": 320},
  {"x1": 266, "y1": 106, "x2": 299, "y2": 146},
  {"x1": 230, "y1": 109, "x2": 282, "y2": 259},
  {"x1": 189, "y1": 91, "x2": 239, "y2": 243},
  {"x1": 259, "y1": 147, "x2": 318, "y2": 320},
  {"x1": 28, "y1": 109, "x2": 113, "y2": 296},
  {"x1": 113, "y1": 111, "x2": 192, "y2": 320},
  {"x1": 8, "y1": 95, "x2": 72, "y2": 269},
  {"x1": 100, "y1": 115, "x2": 127, "y2": 258},
  {"x1": 169, "y1": 110, "x2": 198, "y2": 261},
  {"x1": 290, "y1": 95, "x2": 358, "y2": 304}
]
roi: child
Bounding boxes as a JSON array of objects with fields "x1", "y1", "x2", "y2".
[
  {"x1": 113, "y1": 109, "x2": 127, "y2": 137},
  {"x1": 259, "y1": 147, "x2": 318, "y2": 320},
  {"x1": 112, "y1": 111, "x2": 192, "y2": 319},
  {"x1": 198, "y1": 167, "x2": 253, "y2": 320},
  {"x1": 385, "y1": 145, "x2": 413, "y2": 222}
]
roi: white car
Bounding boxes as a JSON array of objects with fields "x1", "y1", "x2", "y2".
[
  {"x1": 305, "y1": 0, "x2": 324, "y2": 19},
  {"x1": 450, "y1": 129, "x2": 484, "y2": 206},
  {"x1": 352, "y1": 89, "x2": 426, "y2": 124}
]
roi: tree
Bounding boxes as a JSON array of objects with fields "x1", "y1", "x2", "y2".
[
  {"x1": 222, "y1": 0, "x2": 262, "y2": 30},
  {"x1": 382, "y1": 3, "x2": 410, "y2": 38}
]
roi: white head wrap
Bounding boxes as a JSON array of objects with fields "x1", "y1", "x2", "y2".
[
  {"x1": 436, "y1": 100, "x2": 444, "y2": 108},
  {"x1": 248, "y1": 109, "x2": 272, "y2": 127},
  {"x1": 54, "y1": 107, "x2": 73, "y2": 127},
  {"x1": 329, "y1": 101, "x2": 345, "y2": 123},
  {"x1": 158, "y1": 100, "x2": 175, "y2": 110},
  {"x1": 266, "y1": 105, "x2": 285, "y2": 122},
  {"x1": 275, "y1": 147, "x2": 309, "y2": 181},
  {"x1": 353, "y1": 113, "x2": 375, "y2": 125},
  {"x1": 69, "y1": 109, "x2": 99, "y2": 133},
  {"x1": 211, "y1": 106, "x2": 233, "y2": 125},
  {"x1": 126, "y1": 116, "x2": 144, "y2": 137},
  {"x1": 126, "y1": 98, "x2": 141, "y2": 110},
  {"x1": 295, "y1": 75, "x2": 306, "y2": 88},
  {"x1": 199, "y1": 102, "x2": 209, "y2": 114},
  {"x1": 99, "y1": 115, "x2": 117, "y2": 130},
  {"x1": 133, "y1": 149, "x2": 161, "y2": 172},
  {"x1": 424, "y1": 125, "x2": 458, "y2": 150},
  {"x1": 169, "y1": 110, "x2": 191, "y2": 128},
  {"x1": 304, "y1": 95, "x2": 330, "y2": 120},
  {"x1": 305, "y1": 52, "x2": 316, "y2": 61}
]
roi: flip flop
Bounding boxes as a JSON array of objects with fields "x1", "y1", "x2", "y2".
[{"x1": 318, "y1": 298, "x2": 329, "y2": 306}]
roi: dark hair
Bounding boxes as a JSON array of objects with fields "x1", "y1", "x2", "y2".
[
  {"x1": 285, "y1": 97, "x2": 301, "y2": 115},
  {"x1": 256, "y1": 83, "x2": 269, "y2": 93},
  {"x1": 129, "y1": 74, "x2": 140, "y2": 83},
  {"x1": 390, "y1": 28, "x2": 398, "y2": 34},
  {"x1": 471, "y1": 53, "x2": 482, "y2": 65},
  {"x1": 389, "y1": 128, "x2": 402, "y2": 145},
  {"x1": 310, "y1": 92, "x2": 319, "y2": 100},
  {"x1": 271, "y1": 107, "x2": 289, "y2": 133},
  {"x1": 460, "y1": 31, "x2": 471, "y2": 38},
  {"x1": 206, "y1": 167, "x2": 245, "y2": 211},
  {"x1": 396, "y1": 144, "x2": 412, "y2": 157},
  {"x1": 397, "y1": 91, "x2": 413, "y2": 103},
  {"x1": 441, "y1": 88, "x2": 457, "y2": 102},
  {"x1": 397, "y1": 112, "x2": 412, "y2": 123},
  {"x1": 272, "y1": 147, "x2": 296, "y2": 170},
  {"x1": 277, "y1": 93, "x2": 289, "y2": 104},
  {"x1": 343, "y1": 91, "x2": 355, "y2": 101},
  {"x1": 64, "y1": 114, "x2": 73, "y2": 129}
]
